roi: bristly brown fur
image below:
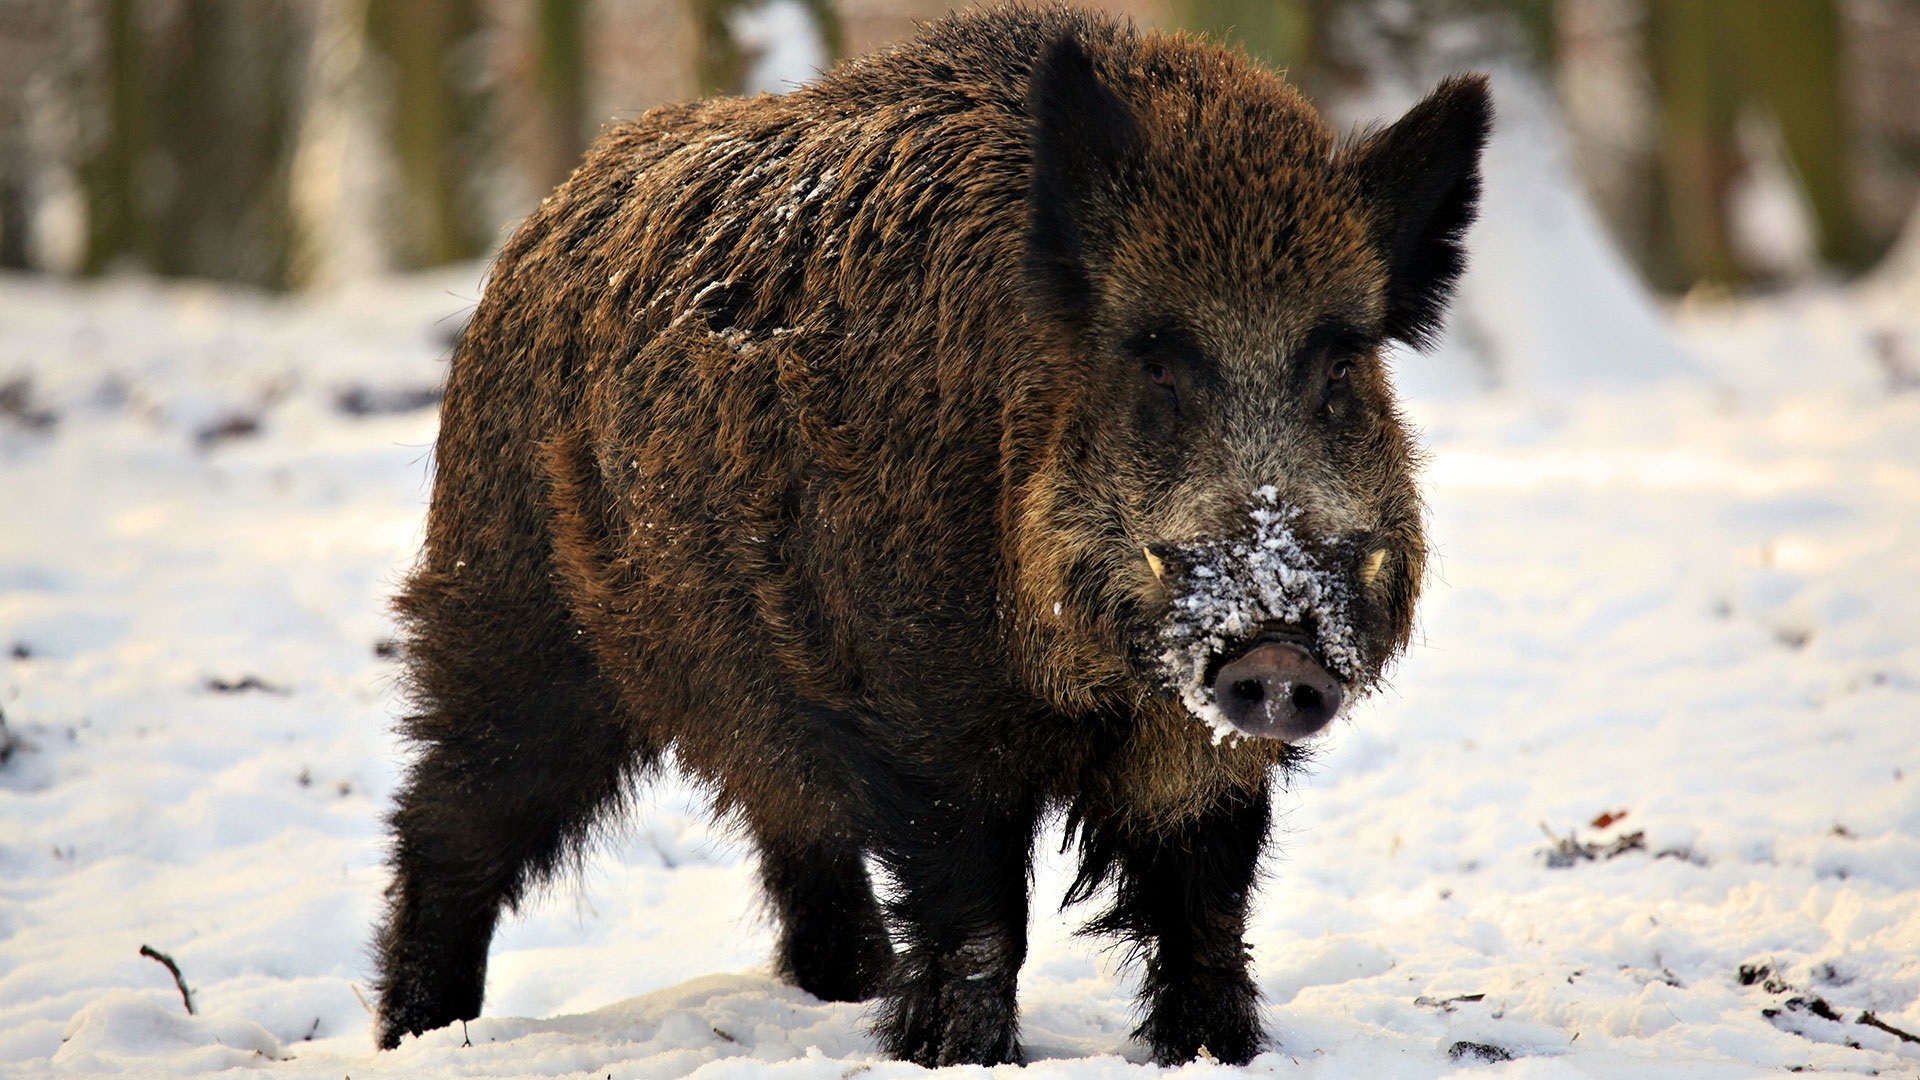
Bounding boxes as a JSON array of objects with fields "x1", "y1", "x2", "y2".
[{"x1": 372, "y1": 4, "x2": 1489, "y2": 1067}]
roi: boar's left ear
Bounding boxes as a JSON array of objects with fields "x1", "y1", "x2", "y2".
[
  {"x1": 1025, "y1": 33, "x2": 1139, "y2": 331},
  {"x1": 1342, "y1": 74, "x2": 1492, "y2": 350}
]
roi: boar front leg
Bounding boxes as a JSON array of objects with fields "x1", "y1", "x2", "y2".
[
  {"x1": 1076, "y1": 781, "x2": 1271, "y2": 1065},
  {"x1": 869, "y1": 780, "x2": 1040, "y2": 1067}
]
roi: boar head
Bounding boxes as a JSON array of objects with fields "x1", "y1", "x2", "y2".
[{"x1": 1014, "y1": 34, "x2": 1489, "y2": 742}]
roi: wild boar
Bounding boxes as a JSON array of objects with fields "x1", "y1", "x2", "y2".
[{"x1": 373, "y1": 4, "x2": 1488, "y2": 1066}]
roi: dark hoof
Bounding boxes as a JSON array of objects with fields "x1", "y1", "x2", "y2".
[
  {"x1": 1138, "y1": 972, "x2": 1263, "y2": 1066},
  {"x1": 874, "y1": 946, "x2": 1022, "y2": 1067}
]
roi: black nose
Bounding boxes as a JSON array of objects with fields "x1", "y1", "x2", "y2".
[{"x1": 1211, "y1": 641, "x2": 1343, "y2": 740}]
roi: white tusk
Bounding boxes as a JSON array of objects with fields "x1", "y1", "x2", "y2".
[
  {"x1": 1143, "y1": 546, "x2": 1165, "y2": 583},
  {"x1": 1360, "y1": 548, "x2": 1387, "y2": 586}
]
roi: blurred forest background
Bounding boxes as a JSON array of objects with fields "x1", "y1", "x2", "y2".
[{"x1": 0, "y1": 0, "x2": 1915, "y2": 298}]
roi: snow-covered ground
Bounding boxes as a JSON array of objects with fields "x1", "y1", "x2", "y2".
[{"x1": 5, "y1": 143, "x2": 1920, "y2": 1080}]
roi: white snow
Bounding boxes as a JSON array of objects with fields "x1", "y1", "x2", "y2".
[
  {"x1": 4, "y1": 89, "x2": 1920, "y2": 1079},
  {"x1": 1448, "y1": 69, "x2": 1697, "y2": 394}
]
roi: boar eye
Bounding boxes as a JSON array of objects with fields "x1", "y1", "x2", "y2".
[
  {"x1": 1321, "y1": 354, "x2": 1357, "y2": 415},
  {"x1": 1299, "y1": 318, "x2": 1374, "y2": 415},
  {"x1": 1143, "y1": 361, "x2": 1179, "y2": 412},
  {"x1": 1125, "y1": 321, "x2": 1208, "y2": 413}
]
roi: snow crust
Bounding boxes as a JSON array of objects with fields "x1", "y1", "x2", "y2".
[
  {"x1": 1156, "y1": 490, "x2": 1360, "y2": 743},
  {"x1": 4, "y1": 78, "x2": 1920, "y2": 1080}
]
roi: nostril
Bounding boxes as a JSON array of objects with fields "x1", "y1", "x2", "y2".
[{"x1": 1209, "y1": 640, "x2": 1342, "y2": 740}]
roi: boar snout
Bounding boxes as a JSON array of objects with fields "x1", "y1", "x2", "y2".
[{"x1": 1210, "y1": 636, "x2": 1343, "y2": 741}]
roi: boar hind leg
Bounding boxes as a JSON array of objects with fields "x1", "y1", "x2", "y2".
[
  {"x1": 756, "y1": 830, "x2": 894, "y2": 1002},
  {"x1": 1071, "y1": 782, "x2": 1271, "y2": 1065},
  {"x1": 373, "y1": 601, "x2": 647, "y2": 1049},
  {"x1": 870, "y1": 785, "x2": 1040, "y2": 1067}
]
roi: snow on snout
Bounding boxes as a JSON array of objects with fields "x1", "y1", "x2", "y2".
[{"x1": 1157, "y1": 487, "x2": 1362, "y2": 743}]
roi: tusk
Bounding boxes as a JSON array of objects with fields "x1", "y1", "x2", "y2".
[
  {"x1": 1360, "y1": 548, "x2": 1387, "y2": 586},
  {"x1": 1142, "y1": 546, "x2": 1165, "y2": 583}
]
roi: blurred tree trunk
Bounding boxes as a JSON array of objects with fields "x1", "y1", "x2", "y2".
[
  {"x1": 365, "y1": 0, "x2": 490, "y2": 267},
  {"x1": 150, "y1": 0, "x2": 308, "y2": 285},
  {"x1": 530, "y1": 0, "x2": 589, "y2": 188},
  {"x1": 79, "y1": 0, "x2": 146, "y2": 277},
  {"x1": 1169, "y1": 0, "x2": 1553, "y2": 100},
  {"x1": 1170, "y1": 0, "x2": 1318, "y2": 77},
  {"x1": 0, "y1": 0, "x2": 56, "y2": 269},
  {"x1": 1736, "y1": 0, "x2": 1872, "y2": 271},
  {"x1": 1645, "y1": 0, "x2": 1741, "y2": 290},
  {"x1": 78, "y1": 0, "x2": 309, "y2": 288},
  {"x1": 1647, "y1": 0, "x2": 1867, "y2": 289},
  {"x1": 691, "y1": 0, "x2": 740, "y2": 98}
]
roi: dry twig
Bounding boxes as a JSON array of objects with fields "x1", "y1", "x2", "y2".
[
  {"x1": 1858, "y1": 1011, "x2": 1920, "y2": 1044},
  {"x1": 139, "y1": 944, "x2": 195, "y2": 1015}
]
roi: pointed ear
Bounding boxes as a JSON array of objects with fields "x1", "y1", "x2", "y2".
[
  {"x1": 1343, "y1": 74, "x2": 1492, "y2": 350},
  {"x1": 1025, "y1": 33, "x2": 1138, "y2": 329}
]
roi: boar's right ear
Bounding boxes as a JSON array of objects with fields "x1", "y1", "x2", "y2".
[
  {"x1": 1342, "y1": 74, "x2": 1492, "y2": 350},
  {"x1": 1025, "y1": 33, "x2": 1138, "y2": 331}
]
